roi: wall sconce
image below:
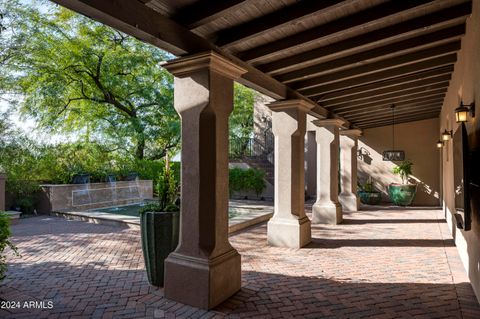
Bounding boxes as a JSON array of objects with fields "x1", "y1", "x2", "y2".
[
  {"x1": 436, "y1": 140, "x2": 444, "y2": 148},
  {"x1": 441, "y1": 129, "x2": 453, "y2": 141},
  {"x1": 455, "y1": 101, "x2": 475, "y2": 123}
]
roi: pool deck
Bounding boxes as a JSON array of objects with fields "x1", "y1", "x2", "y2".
[{"x1": 51, "y1": 200, "x2": 273, "y2": 233}]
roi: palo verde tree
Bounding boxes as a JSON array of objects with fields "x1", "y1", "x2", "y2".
[
  {"x1": 1, "y1": 0, "x2": 258, "y2": 162},
  {"x1": 1, "y1": 1, "x2": 178, "y2": 160}
]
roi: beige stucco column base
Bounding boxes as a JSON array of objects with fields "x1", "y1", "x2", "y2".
[
  {"x1": 312, "y1": 119, "x2": 345, "y2": 225},
  {"x1": 267, "y1": 216, "x2": 311, "y2": 249},
  {"x1": 338, "y1": 129, "x2": 362, "y2": 212},
  {"x1": 267, "y1": 99, "x2": 314, "y2": 248},
  {"x1": 162, "y1": 51, "x2": 246, "y2": 310}
]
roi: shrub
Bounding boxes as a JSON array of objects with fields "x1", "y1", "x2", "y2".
[
  {"x1": 6, "y1": 179, "x2": 40, "y2": 214},
  {"x1": 229, "y1": 167, "x2": 266, "y2": 197},
  {"x1": 393, "y1": 160, "x2": 413, "y2": 184},
  {"x1": 0, "y1": 212, "x2": 20, "y2": 282},
  {"x1": 139, "y1": 161, "x2": 179, "y2": 214}
]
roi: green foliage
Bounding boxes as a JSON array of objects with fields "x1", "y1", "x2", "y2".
[
  {"x1": 393, "y1": 160, "x2": 413, "y2": 184},
  {"x1": 229, "y1": 167, "x2": 266, "y2": 197},
  {"x1": 362, "y1": 182, "x2": 375, "y2": 193},
  {"x1": 139, "y1": 161, "x2": 179, "y2": 214},
  {"x1": 1, "y1": 0, "x2": 179, "y2": 160},
  {"x1": 0, "y1": 212, "x2": 20, "y2": 282},
  {"x1": 230, "y1": 83, "x2": 256, "y2": 141}
]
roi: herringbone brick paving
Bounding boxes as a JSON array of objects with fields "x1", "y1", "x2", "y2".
[{"x1": 1, "y1": 207, "x2": 479, "y2": 318}]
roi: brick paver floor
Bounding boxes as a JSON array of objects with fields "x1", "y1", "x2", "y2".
[{"x1": 1, "y1": 207, "x2": 480, "y2": 318}]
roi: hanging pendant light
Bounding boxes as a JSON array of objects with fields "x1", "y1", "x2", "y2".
[{"x1": 382, "y1": 104, "x2": 405, "y2": 161}]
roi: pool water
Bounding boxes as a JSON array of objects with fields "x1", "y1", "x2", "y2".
[{"x1": 91, "y1": 201, "x2": 239, "y2": 218}]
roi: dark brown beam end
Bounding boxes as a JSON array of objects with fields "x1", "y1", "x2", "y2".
[{"x1": 171, "y1": 0, "x2": 248, "y2": 29}]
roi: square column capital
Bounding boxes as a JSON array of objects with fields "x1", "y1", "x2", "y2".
[
  {"x1": 267, "y1": 99, "x2": 315, "y2": 113},
  {"x1": 340, "y1": 129, "x2": 363, "y2": 137},
  {"x1": 312, "y1": 118, "x2": 346, "y2": 128},
  {"x1": 163, "y1": 51, "x2": 247, "y2": 79}
]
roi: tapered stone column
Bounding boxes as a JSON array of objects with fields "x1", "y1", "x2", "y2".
[
  {"x1": 0, "y1": 173, "x2": 5, "y2": 211},
  {"x1": 339, "y1": 129, "x2": 362, "y2": 212},
  {"x1": 305, "y1": 131, "x2": 317, "y2": 199},
  {"x1": 312, "y1": 119, "x2": 345, "y2": 224},
  {"x1": 267, "y1": 99, "x2": 313, "y2": 248},
  {"x1": 162, "y1": 52, "x2": 247, "y2": 309}
]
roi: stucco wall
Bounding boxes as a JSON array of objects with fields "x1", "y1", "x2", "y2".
[
  {"x1": 358, "y1": 118, "x2": 440, "y2": 206},
  {"x1": 439, "y1": 0, "x2": 480, "y2": 303}
]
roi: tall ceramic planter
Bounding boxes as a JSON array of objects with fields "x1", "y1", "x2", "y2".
[
  {"x1": 140, "y1": 211, "x2": 179, "y2": 286},
  {"x1": 388, "y1": 184, "x2": 417, "y2": 206}
]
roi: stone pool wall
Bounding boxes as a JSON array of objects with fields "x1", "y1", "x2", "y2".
[{"x1": 37, "y1": 180, "x2": 153, "y2": 213}]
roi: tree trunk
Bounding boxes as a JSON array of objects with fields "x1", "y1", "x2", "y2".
[{"x1": 136, "y1": 135, "x2": 145, "y2": 160}]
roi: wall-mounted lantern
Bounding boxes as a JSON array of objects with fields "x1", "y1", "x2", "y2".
[
  {"x1": 442, "y1": 129, "x2": 453, "y2": 141},
  {"x1": 455, "y1": 101, "x2": 475, "y2": 123},
  {"x1": 436, "y1": 140, "x2": 444, "y2": 148}
]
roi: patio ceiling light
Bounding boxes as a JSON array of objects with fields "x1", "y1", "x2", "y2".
[
  {"x1": 455, "y1": 101, "x2": 475, "y2": 123},
  {"x1": 382, "y1": 104, "x2": 405, "y2": 161}
]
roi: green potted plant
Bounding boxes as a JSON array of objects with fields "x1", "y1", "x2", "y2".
[
  {"x1": 138, "y1": 159, "x2": 179, "y2": 287},
  {"x1": 358, "y1": 177, "x2": 382, "y2": 205},
  {"x1": 0, "y1": 212, "x2": 20, "y2": 282},
  {"x1": 388, "y1": 160, "x2": 417, "y2": 206}
]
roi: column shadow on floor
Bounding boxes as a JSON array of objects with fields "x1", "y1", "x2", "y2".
[
  {"x1": 341, "y1": 218, "x2": 445, "y2": 224},
  {"x1": 305, "y1": 238, "x2": 455, "y2": 249}
]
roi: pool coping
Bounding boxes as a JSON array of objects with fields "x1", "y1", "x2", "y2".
[{"x1": 51, "y1": 203, "x2": 273, "y2": 234}]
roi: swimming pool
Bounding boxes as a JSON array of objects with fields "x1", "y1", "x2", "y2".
[{"x1": 90, "y1": 201, "x2": 240, "y2": 218}]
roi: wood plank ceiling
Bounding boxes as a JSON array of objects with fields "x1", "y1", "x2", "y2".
[{"x1": 56, "y1": 0, "x2": 472, "y2": 129}]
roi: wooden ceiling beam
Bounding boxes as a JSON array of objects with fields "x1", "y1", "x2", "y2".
[
  {"x1": 292, "y1": 41, "x2": 460, "y2": 91},
  {"x1": 361, "y1": 115, "x2": 440, "y2": 129},
  {"x1": 171, "y1": 0, "x2": 249, "y2": 30},
  {"x1": 319, "y1": 73, "x2": 451, "y2": 105},
  {"x1": 239, "y1": 0, "x2": 450, "y2": 63},
  {"x1": 347, "y1": 104, "x2": 442, "y2": 122},
  {"x1": 355, "y1": 110, "x2": 440, "y2": 125},
  {"x1": 326, "y1": 84, "x2": 449, "y2": 110},
  {"x1": 355, "y1": 109, "x2": 440, "y2": 128},
  {"x1": 257, "y1": 3, "x2": 471, "y2": 74},
  {"x1": 277, "y1": 25, "x2": 464, "y2": 83},
  {"x1": 215, "y1": 0, "x2": 343, "y2": 48},
  {"x1": 301, "y1": 54, "x2": 457, "y2": 97},
  {"x1": 337, "y1": 96, "x2": 445, "y2": 117}
]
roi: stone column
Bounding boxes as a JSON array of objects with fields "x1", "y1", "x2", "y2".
[
  {"x1": 267, "y1": 99, "x2": 313, "y2": 248},
  {"x1": 312, "y1": 119, "x2": 345, "y2": 224},
  {"x1": 305, "y1": 131, "x2": 317, "y2": 199},
  {"x1": 0, "y1": 173, "x2": 5, "y2": 211},
  {"x1": 338, "y1": 129, "x2": 362, "y2": 212},
  {"x1": 162, "y1": 51, "x2": 247, "y2": 309}
]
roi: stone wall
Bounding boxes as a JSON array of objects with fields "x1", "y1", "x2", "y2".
[
  {"x1": 38, "y1": 180, "x2": 153, "y2": 213},
  {"x1": 438, "y1": 0, "x2": 480, "y2": 302}
]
